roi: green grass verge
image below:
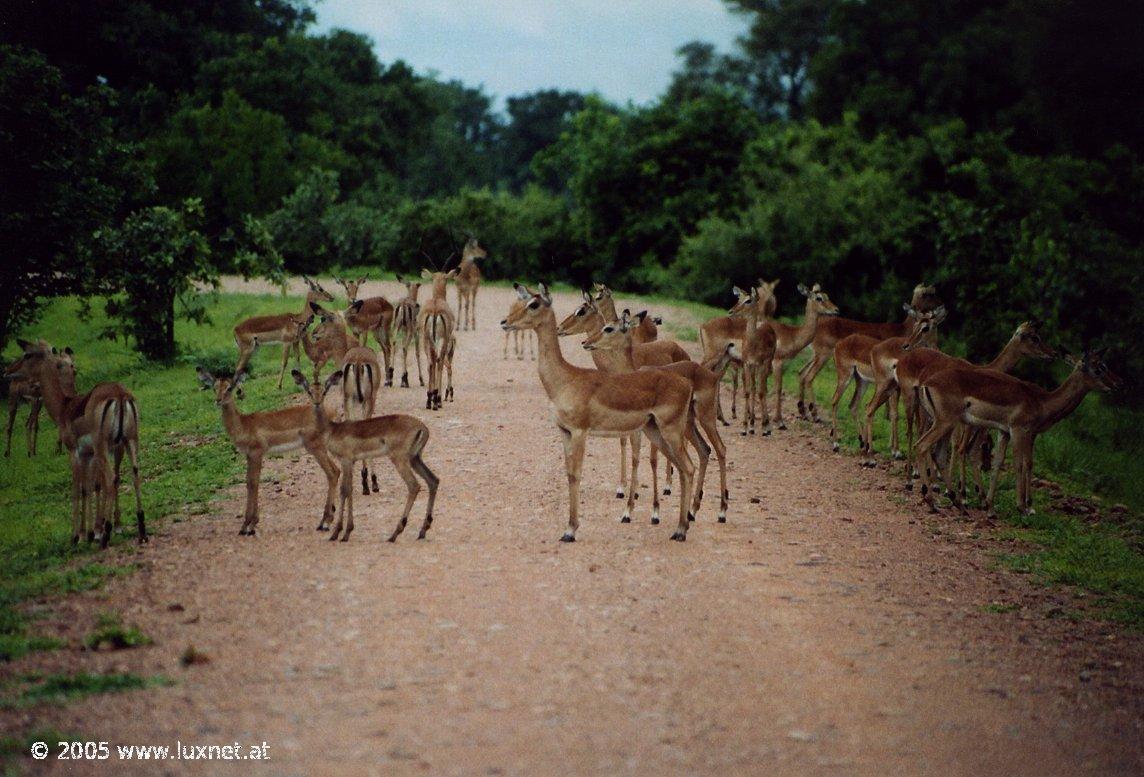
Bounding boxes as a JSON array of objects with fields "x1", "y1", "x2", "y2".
[{"x1": 3, "y1": 672, "x2": 172, "y2": 709}]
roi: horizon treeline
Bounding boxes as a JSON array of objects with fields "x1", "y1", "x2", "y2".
[{"x1": 2, "y1": 0, "x2": 1141, "y2": 395}]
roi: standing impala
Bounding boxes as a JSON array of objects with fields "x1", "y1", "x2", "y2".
[
  {"x1": 418, "y1": 267, "x2": 458, "y2": 410},
  {"x1": 895, "y1": 321, "x2": 1057, "y2": 497},
  {"x1": 234, "y1": 276, "x2": 333, "y2": 388},
  {"x1": 914, "y1": 349, "x2": 1120, "y2": 517},
  {"x1": 727, "y1": 286, "x2": 778, "y2": 436},
  {"x1": 557, "y1": 289, "x2": 690, "y2": 499},
  {"x1": 300, "y1": 303, "x2": 356, "y2": 385},
  {"x1": 584, "y1": 312, "x2": 735, "y2": 524},
  {"x1": 503, "y1": 290, "x2": 536, "y2": 360},
  {"x1": 337, "y1": 276, "x2": 396, "y2": 387},
  {"x1": 454, "y1": 237, "x2": 486, "y2": 331},
  {"x1": 699, "y1": 279, "x2": 779, "y2": 424},
  {"x1": 12, "y1": 347, "x2": 146, "y2": 547},
  {"x1": 196, "y1": 369, "x2": 339, "y2": 536},
  {"x1": 592, "y1": 284, "x2": 661, "y2": 343},
  {"x1": 797, "y1": 284, "x2": 941, "y2": 422},
  {"x1": 392, "y1": 275, "x2": 423, "y2": 388},
  {"x1": 502, "y1": 283, "x2": 697, "y2": 542},
  {"x1": 762, "y1": 283, "x2": 841, "y2": 429},
  {"x1": 293, "y1": 370, "x2": 440, "y2": 542},
  {"x1": 5, "y1": 339, "x2": 74, "y2": 457}
]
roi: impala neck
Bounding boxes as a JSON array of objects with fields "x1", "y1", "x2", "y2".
[
  {"x1": 31, "y1": 361, "x2": 73, "y2": 428},
  {"x1": 787, "y1": 297, "x2": 821, "y2": 352},
  {"x1": 596, "y1": 296, "x2": 619, "y2": 323},
  {"x1": 1035, "y1": 369, "x2": 1092, "y2": 433},
  {"x1": 985, "y1": 336, "x2": 1025, "y2": 373},
  {"x1": 219, "y1": 396, "x2": 246, "y2": 441},
  {"x1": 534, "y1": 308, "x2": 578, "y2": 398},
  {"x1": 432, "y1": 277, "x2": 448, "y2": 300},
  {"x1": 593, "y1": 336, "x2": 637, "y2": 373}
]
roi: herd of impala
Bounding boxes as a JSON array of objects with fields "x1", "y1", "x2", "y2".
[{"x1": 2, "y1": 236, "x2": 1122, "y2": 548}]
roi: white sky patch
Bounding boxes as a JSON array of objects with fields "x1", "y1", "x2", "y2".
[{"x1": 312, "y1": 0, "x2": 747, "y2": 108}]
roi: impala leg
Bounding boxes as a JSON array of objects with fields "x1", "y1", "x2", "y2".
[
  {"x1": 644, "y1": 420, "x2": 693, "y2": 541},
  {"x1": 730, "y1": 366, "x2": 739, "y2": 420},
  {"x1": 387, "y1": 454, "x2": 421, "y2": 542},
  {"x1": 915, "y1": 419, "x2": 957, "y2": 513},
  {"x1": 829, "y1": 367, "x2": 851, "y2": 452},
  {"x1": 758, "y1": 363, "x2": 773, "y2": 436},
  {"x1": 985, "y1": 432, "x2": 1010, "y2": 518},
  {"x1": 663, "y1": 460, "x2": 673, "y2": 496},
  {"x1": 126, "y1": 438, "x2": 146, "y2": 543},
  {"x1": 617, "y1": 436, "x2": 628, "y2": 499},
  {"x1": 799, "y1": 353, "x2": 830, "y2": 422},
  {"x1": 112, "y1": 446, "x2": 125, "y2": 528},
  {"x1": 772, "y1": 359, "x2": 787, "y2": 430},
  {"x1": 30, "y1": 398, "x2": 43, "y2": 456},
  {"x1": 560, "y1": 429, "x2": 587, "y2": 542},
  {"x1": 851, "y1": 378, "x2": 872, "y2": 462},
  {"x1": 415, "y1": 333, "x2": 425, "y2": 386},
  {"x1": 528, "y1": 330, "x2": 536, "y2": 360},
  {"x1": 305, "y1": 442, "x2": 340, "y2": 531},
  {"x1": 1014, "y1": 431, "x2": 1036, "y2": 515},
  {"x1": 70, "y1": 453, "x2": 83, "y2": 544},
  {"x1": 277, "y1": 341, "x2": 292, "y2": 389},
  {"x1": 687, "y1": 421, "x2": 711, "y2": 521},
  {"x1": 623, "y1": 433, "x2": 641, "y2": 523},
  {"x1": 697, "y1": 411, "x2": 728, "y2": 522},
  {"x1": 444, "y1": 349, "x2": 454, "y2": 402},
  {"x1": 332, "y1": 460, "x2": 355, "y2": 541},
  {"x1": 863, "y1": 379, "x2": 895, "y2": 457},
  {"x1": 240, "y1": 453, "x2": 263, "y2": 535},
  {"x1": 412, "y1": 454, "x2": 439, "y2": 539},
  {"x1": 4, "y1": 395, "x2": 17, "y2": 457},
  {"x1": 649, "y1": 445, "x2": 661, "y2": 525},
  {"x1": 503, "y1": 331, "x2": 509, "y2": 359}
]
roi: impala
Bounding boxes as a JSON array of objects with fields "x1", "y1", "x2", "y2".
[
  {"x1": 392, "y1": 275, "x2": 423, "y2": 387},
  {"x1": 12, "y1": 347, "x2": 146, "y2": 547},
  {"x1": 337, "y1": 276, "x2": 396, "y2": 387},
  {"x1": 454, "y1": 236, "x2": 486, "y2": 331},
  {"x1": 300, "y1": 303, "x2": 357, "y2": 384},
  {"x1": 503, "y1": 285, "x2": 537, "y2": 360},
  {"x1": 761, "y1": 283, "x2": 841, "y2": 429},
  {"x1": 293, "y1": 370, "x2": 440, "y2": 542},
  {"x1": 341, "y1": 344, "x2": 383, "y2": 495},
  {"x1": 699, "y1": 279, "x2": 779, "y2": 424},
  {"x1": 5, "y1": 339, "x2": 74, "y2": 457},
  {"x1": 557, "y1": 289, "x2": 690, "y2": 498},
  {"x1": 584, "y1": 311, "x2": 735, "y2": 524},
  {"x1": 502, "y1": 283, "x2": 697, "y2": 542},
  {"x1": 418, "y1": 267, "x2": 458, "y2": 410},
  {"x1": 826, "y1": 306, "x2": 942, "y2": 457},
  {"x1": 895, "y1": 320, "x2": 1057, "y2": 498},
  {"x1": 797, "y1": 284, "x2": 941, "y2": 422},
  {"x1": 727, "y1": 286, "x2": 778, "y2": 436},
  {"x1": 196, "y1": 368, "x2": 339, "y2": 536},
  {"x1": 591, "y1": 283, "x2": 661, "y2": 343},
  {"x1": 234, "y1": 276, "x2": 332, "y2": 388},
  {"x1": 914, "y1": 349, "x2": 1120, "y2": 517}
]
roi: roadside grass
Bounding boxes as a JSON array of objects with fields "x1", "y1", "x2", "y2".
[
  {"x1": 83, "y1": 612, "x2": 151, "y2": 651},
  {"x1": 0, "y1": 292, "x2": 313, "y2": 661},
  {"x1": 2, "y1": 672, "x2": 172, "y2": 709}
]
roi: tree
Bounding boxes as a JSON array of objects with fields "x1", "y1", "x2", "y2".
[
  {"x1": 96, "y1": 200, "x2": 214, "y2": 360},
  {"x1": 499, "y1": 89, "x2": 586, "y2": 190},
  {"x1": 0, "y1": 46, "x2": 143, "y2": 352}
]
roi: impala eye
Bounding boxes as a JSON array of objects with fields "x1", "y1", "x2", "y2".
[
  {"x1": 603, "y1": 327, "x2": 614, "y2": 334},
  {"x1": 576, "y1": 308, "x2": 585, "y2": 316},
  {"x1": 528, "y1": 300, "x2": 540, "y2": 310}
]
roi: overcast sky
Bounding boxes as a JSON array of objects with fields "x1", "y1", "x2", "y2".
[{"x1": 312, "y1": 0, "x2": 747, "y2": 108}]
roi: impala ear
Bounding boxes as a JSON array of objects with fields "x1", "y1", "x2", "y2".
[
  {"x1": 933, "y1": 305, "x2": 948, "y2": 323},
  {"x1": 196, "y1": 366, "x2": 214, "y2": 389},
  {"x1": 357, "y1": 276, "x2": 367, "y2": 285},
  {"x1": 16, "y1": 338, "x2": 31, "y2": 351},
  {"x1": 233, "y1": 370, "x2": 248, "y2": 386},
  {"x1": 582, "y1": 288, "x2": 592, "y2": 303},
  {"x1": 445, "y1": 269, "x2": 458, "y2": 279},
  {"x1": 797, "y1": 283, "x2": 810, "y2": 297},
  {"x1": 63, "y1": 346, "x2": 74, "y2": 356},
  {"x1": 732, "y1": 286, "x2": 745, "y2": 298},
  {"x1": 291, "y1": 369, "x2": 310, "y2": 391},
  {"x1": 421, "y1": 269, "x2": 433, "y2": 280},
  {"x1": 538, "y1": 283, "x2": 552, "y2": 305},
  {"x1": 350, "y1": 300, "x2": 364, "y2": 313},
  {"x1": 634, "y1": 310, "x2": 649, "y2": 323},
  {"x1": 904, "y1": 304, "x2": 919, "y2": 319},
  {"x1": 514, "y1": 283, "x2": 531, "y2": 301},
  {"x1": 322, "y1": 371, "x2": 343, "y2": 396}
]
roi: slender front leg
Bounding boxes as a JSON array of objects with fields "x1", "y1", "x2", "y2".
[
  {"x1": 241, "y1": 453, "x2": 263, "y2": 535},
  {"x1": 277, "y1": 341, "x2": 292, "y2": 389},
  {"x1": 984, "y1": 432, "x2": 1010, "y2": 518},
  {"x1": 411, "y1": 454, "x2": 439, "y2": 539},
  {"x1": 333, "y1": 460, "x2": 355, "y2": 541},
  {"x1": 617, "y1": 436, "x2": 628, "y2": 498},
  {"x1": 112, "y1": 446, "x2": 124, "y2": 528},
  {"x1": 388, "y1": 455, "x2": 421, "y2": 541},
  {"x1": 772, "y1": 358, "x2": 787, "y2": 429},
  {"x1": 70, "y1": 454, "x2": 83, "y2": 544},
  {"x1": 305, "y1": 442, "x2": 340, "y2": 530},
  {"x1": 758, "y1": 363, "x2": 773, "y2": 435},
  {"x1": 686, "y1": 421, "x2": 711, "y2": 521},
  {"x1": 4, "y1": 396, "x2": 16, "y2": 457},
  {"x1": 560, "y1": 429, "x2": 587, "y2": 541},
  {"x1": 126, "y1": 439, "x2": 147, "y2": 543},
  {"x1": 623, "y1": 433, "x2": 641, "y2": 523},
  {"x1": 649, "y1": 445, "x2": 661, "y2": 524},
  {"x1": 644, "y1": 422, "x2": 694, "y2": 541}
]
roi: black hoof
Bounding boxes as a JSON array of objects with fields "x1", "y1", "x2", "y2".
[
  {"x1": 651, "y1": 516, "x2": 660, "y2": 525},
  {"x1": 717, "y1": 516, "x2": 727, "y2": 523},
  {"x1": 615, "y1": 491, "x2": 625, "y2": 499},
  {"x1": 832, "y1": 443, "x2": 840, "y2": 452},
  {"x1": 371, "y1": 476, "x2": 379, "y2": 493},
  {"x1": 384, "y1": 381, "x2": 393, "y2": 388},
  {"x1": 663, "y1": 488, "x2": 671, "y2": 496},
  {"x1": 620, "y1": 515, "x2": 631, "y2": 523},
  {"x1": 328, "y1": 532, "x2": 340, "y2": 541},
  {"x1": 559, "y1": 533, "x2": 576, "y2": 543},
  {"x1": 777, "y1": 423, "x2": 787, "y2": 431},
  {"x1": 720, "y1": 420, "x2": 730, "y2": 427},
  {"x1": 387, "y1": 535, "x2": 398, "y2": 543},
  {"x1": 247, "y1": 529, "x2": 256, "y2": 537},
  {"x1": 417, "y1": 531, "x2": 427, "y2": 540},
  {"x1": 762, "y1": 430, "x2": 772, "y2": 437},
  {"x1": 316, "y1": 524, "x2": 329, "y2": 531},
  {"x1": 740, "y1": 431, "x2": 748, "y2": 437},
  {"x1": 687, "y1": 512, "x2": 696, "y2": 522},
  {"x1": 670, "y1": 532, "x2": 686, "y2": 542}
]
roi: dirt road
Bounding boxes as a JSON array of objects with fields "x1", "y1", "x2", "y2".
[{"x1": 8, "y1": 281, "x2": 1142, "y2": 775}]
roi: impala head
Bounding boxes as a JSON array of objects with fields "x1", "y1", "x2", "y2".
[
  {"x1": 757, "y1": 277, "x2": 779, "y2": 306},
  {"x1": 197, "y1": 367, "x2": 247, "y2": 405},
  {"x1": 501, "y1": 283, "x2": 552, "y2": 331},
  {"x1": 582, "y1": 309, "x2": 635, "y2": 351},
  {"x1": 291, "y1": 369, "x2": 343, "y2": 406},
  {"x1": 1063, "y1": 348, "x2": 1122, "y2": 392},
  {"x1": 900, "y1": 304, "x2": 948, "y2": 350},
  {"x1": 303, "y1": 275, "x2": 335, "y2": 303},
  {"x1": 462, "y1": 237, "x2": 487, "y2": 263},
  {"x1": 396, "y1": 274, "x2": 422, "y2": 301},
  {"x1": 421, "y1": 267, "x2": 457, "y2": 295},
  {"x1": 334, "y1": 275, "x2": 367, "y2": 303},
  {"x1": 911, "y1": 283, "x2": 941, "y2": 313},
  {"x1": 6, "y1": 341, "x2": 76, "y2": 390},
  {"x1": 797, "y1": 283, "x2": 840, "y2": 316},
  {"x1": 1009, "y1": 320, "x2": 1057, "y2": 361},
  {"x1": 556, "y1": 289, "x2": 600, "y2": 337},
  {"x1": 592, "y1": 283, "x2": 613, "y2": 303},
  {"x1": 727, "y1": 285, "x2": 757, "y2": 317}
]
